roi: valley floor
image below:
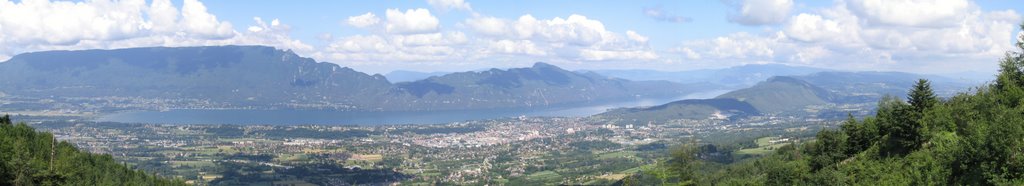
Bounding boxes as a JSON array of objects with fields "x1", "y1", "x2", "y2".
[{"x1": 23, "y1": 114, "x2": 845, "y2": 185}]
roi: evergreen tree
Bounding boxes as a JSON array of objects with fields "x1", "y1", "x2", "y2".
[
  {"x1": 0, "y1": 114, "x2": 10, "y2": 126},
  {"x1": 805, "y1": 130, "x2": 847, "y2": 171},
  {"x1": 908, "y1": 79, "x2": 939, "y2": 113}
]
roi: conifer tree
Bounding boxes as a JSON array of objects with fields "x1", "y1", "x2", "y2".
[{"x1": 907, "y1": 79, "x2": 938, "y2": 113}]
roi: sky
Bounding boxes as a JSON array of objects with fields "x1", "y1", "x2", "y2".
[{"x1": 0, "y1": 0, "x2": 1022, "y2": 75}]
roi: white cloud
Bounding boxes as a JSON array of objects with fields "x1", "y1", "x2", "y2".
[
  {"x1": 643, "y1": 6, "x2": 692, "y2": 23},
  {"x1": 180, "y1": 0, "x2": 233, "y2": 39},
  {"x1": 0, "y1": 0, "x2": 314, "y2": 59},
  {"x1": 385, "y1": 8, "x2": 440, "y2": 34},
  {"x1": 463, "y1": 14, "x2": 661, "y2": 62},
  {"x1": 725, "y1": 0, "x2": 793, "y2": 26},
  {"x1": 347, "y1": 12, "x2": 380, "y2": 28},
  {"x1": 426, "y1": 0, "x2": 471, "y2": 12},
  {"x1": 512, "y1": 14, "x2": 609, "y2": 46},
  {"x1": 579, "y1": 49, "x2": 658, "y2": 61},
  {"x1": 678, "y1": 1, "x2": 1022, "y2": 73},
  {"x1": 784, "y1": 13, "x2": 842, "y2": 43},
  {"x1": 698, "y1": 32, "x2": 778, "y2": 59},
  {"x1": 678, "y1": 47, "x2": 702, "y2": 60},
  {"x1": 464, "y1": 16, "x2": 509, "y2": 36},
  {"x1": 626, "y1": 30, "x2": 649, "y2": 44},
  {"x1": 317, "y1": 31, "x2": 469, "y2": 63},
  {"x1": 148, "y1": 0, "x2": 180, "y2": 33},
  {"x1": 488, "y1": 40, "x2": 546, "y2": 56},
  {"x1": 0, "y1": 0, "x2": 153, "y2": 45},
  {"x1": 846, "y1": 0, "x2": 971, "y2": 28}
]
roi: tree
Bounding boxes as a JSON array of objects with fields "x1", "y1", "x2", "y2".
[
  {"x1": 908, "y1": 79, "x2": 939, "y2": 114},
  {"x1": 667, "y1": 144, "x2": 700, "y2": 185},
  {"x1": 0, "y1": 115, "x2": 10, "y2": 126},
  {"x1": 805, "y1": 130, "x2": 848, "y2": 171},
  {"x1": 841, "y1": 114, "x2": 879, "y2": 155}
]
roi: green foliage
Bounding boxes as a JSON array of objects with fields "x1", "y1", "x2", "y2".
[
  {"x1": 0, "y1": 118, "x2": 184, "y2": 186},
  {"x1": 648, "y1": 22, "x2": 1024, "y2": 185},
  {"x1": 908, "y1": 79, "x2": 939, "y2": 113},
  {"x1": 803, "y1": 130, "x2": 847, "y2": 171},
  {"x1": 876, "y1": 96, "x2": 924, "y2": 157}
]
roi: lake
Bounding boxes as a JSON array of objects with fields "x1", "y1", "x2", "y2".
[{"x1": 95, "y1": 90, "x2": 730, "y2": 125}]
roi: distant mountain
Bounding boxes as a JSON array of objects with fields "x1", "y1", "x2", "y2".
[
  {"x1": 595, "y1": 76, "x2": 830, "y2": 124},
  {"x1": 716, "y1": 76, "x2": 833, "y2": 113},
  {"x1": 393, "y1": 62, "x2": 697, "y2": 110},
  {"x1": 595, "y1": 98, "x2": 758, "y2": 124},
  {"x1": 0, "y1": 46, "x2": 697, "y2": 111},
  {"x1": 0, "y1": 46, "x2": 393, "y2": 109},
  {"x1": 792, "y1": 71, "x2": 971, "y2": 102},
  {"x1": 384, "y1": 70, "x2": 451, "y2": 83},
  {"x1": 594, "y1": 71, "x2": 976, "y2": 124},
  {"x1": 587, "y1": 64, "x2": 827, "y2": 88}
]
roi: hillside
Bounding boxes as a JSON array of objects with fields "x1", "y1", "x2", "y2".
[
  {"x1": 589, "y1": 64, "x2": 826, "y2": 88},
  {"x1": 384, "y1": 70, "x2": 451, "y2": 83},
  {"x1": 595, "y1": 76, "x2": 832, "y2": 124},
  {"x1": 0, "y1": 46, "x2": 393, "y2": 109},
  {"x1": 0, "y1": 46, "x2": 696, "y2": 111},
  {"x1": 625, "y1": 29, "x2": 1024, "y2": 185},
  {"x1": 596, "y1": 98, "x2": 759, "y2": 124},
  {"x1": 716, "y1": 76, "x2": 833, "y2": 113},
  {"x1": 397, "y1": 62, "x2": 696, "y2": 109},
  {"x1": 794, "y1": 71, "x2": 968, "y2": 101},
  {"x1": 0, "y1": 116, "x2": 183, "y2": 185}
]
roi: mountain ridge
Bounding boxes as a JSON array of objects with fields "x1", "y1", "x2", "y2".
[{"x1": 0, "y1": 46, "x2": 696, "y2": 111}]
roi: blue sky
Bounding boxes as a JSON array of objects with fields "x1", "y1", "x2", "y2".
[{"x1": 0, "y1": 0, "x2": 1022, "y2": 75}]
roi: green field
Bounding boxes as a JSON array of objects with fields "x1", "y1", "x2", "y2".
[
  {"x1": 597, "y1": 151, "x2": 637, "y2": 160},
  {"x1": 526, "y1": 170, "x2": 563, "y2": 183},
  {"x1": 735, "y1": 137, "x2": 791, "y2": 155}
]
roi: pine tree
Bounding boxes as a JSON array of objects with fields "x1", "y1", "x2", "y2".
[
  {"x1": 0, "y1": 115, "x2": 10, "y2": 126},
  {"x1": 907, "y1": 79, "x2": 938, "y2": 114}
]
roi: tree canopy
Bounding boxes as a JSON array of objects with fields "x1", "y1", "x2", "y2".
[{"x1": 0, "y1": 115, "x2": 184, "y2": 186}]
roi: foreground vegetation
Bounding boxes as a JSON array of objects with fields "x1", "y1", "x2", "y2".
[
  {"x1": 632, "y1": 23, "x2": 1024, "y2": 185},
  {"x1": 0, "y1": 116, "x2": 183, "y2": 185}
]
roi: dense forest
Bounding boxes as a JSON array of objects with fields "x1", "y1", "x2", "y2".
[
  {"x1": 0, "y1": 116, "x2": 184, "y2": 185},
  {"x1": 626, "y1": 23, "x2": 1024, "y2": 185}
]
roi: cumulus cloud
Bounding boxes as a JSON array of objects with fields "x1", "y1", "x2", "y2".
[
  {"x1": 347, "y1": 12, "x2": 380, "y2": 28},
  {"x1": 317, "y1": 31, "x2": 469, "y2": 62},
  {"x1": 0, "y1": 0, "x2": 155, "y2": 45},
  {"x1": 463, "y1": 14, "x2": 660, "y2": 62},
  {"x1": 688, "y1": 32, "x2": 779, "y2": 59},
  {"x1": 464, "y1": 16, "x2": 509, "y2": 36},
  {"x1": 846, "y1": 0, "x2": 971, "y2": 28},
  {"x1": 385, "y1": 8, "x2": 440, "y2": 35},
  {"x1": 725, "y1": 0, "x2": 793, "y2": 26},
  {"x1": 180, "y1": 0, "x2": 234, "y2": 39},
  {"x1": 488, "y1": 40, "x2": 546, "y2": 56},
  {"x1": 677, "y1": 0, "x2": 1022, "y2": 73},
  {"x1": 426, "y1": 0, "x2": 472, "y2": 12},
  {"x1": 626, "y1": 30, "x2": 649, "y2": 44},
  {"x1": 643, "y1": 6, "x2": 692, "y2": 23},
  {"x1": 784, "y1": 13, "x2": 842, "y2": 42},
  {"x1": 579, "y1": 49, "x2": 658, "y2": 61},
  {"x1": 0, "y1": 0, "x2": 313, "y2": 59}
]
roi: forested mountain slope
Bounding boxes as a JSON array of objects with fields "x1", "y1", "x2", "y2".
[
  {"x1": 0, "y1": 116, "x2": 184, "y2": 185},
  {"x1": 622, "y1": 23, "x2": 1024, "y2": 185}
]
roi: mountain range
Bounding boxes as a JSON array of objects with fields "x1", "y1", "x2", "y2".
[
  {"x1": 0, "y1": 45, "x2": 697, "y2": 111},
  {"x1": 595, "y1": 71, "x2": 974, "y2": 124},
  {"x1": 585, "y1": 64, "x2": 828, "y2": 88}
]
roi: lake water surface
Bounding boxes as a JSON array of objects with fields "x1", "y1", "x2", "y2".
[{"x1": 95, "y1": 90, "x2": 730, "y2": 125}]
